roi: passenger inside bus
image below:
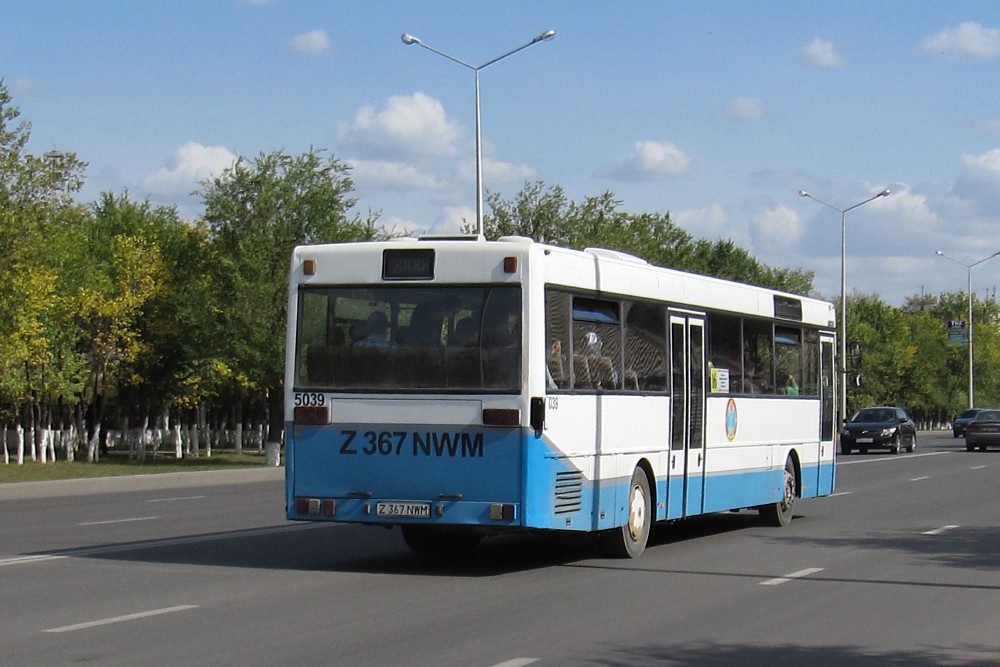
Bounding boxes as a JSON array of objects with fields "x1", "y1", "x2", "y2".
[{"x1": 354, "y1": 311, "x2": 392, "y2": 348}]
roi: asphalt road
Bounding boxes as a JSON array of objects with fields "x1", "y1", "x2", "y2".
[{"x1": 1, "y1": 431, "x2": 999, "y2": 666}]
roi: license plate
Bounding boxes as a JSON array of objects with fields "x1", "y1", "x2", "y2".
[
  {"x1": 377, "y1": 502, "x2": 431, "y2": 518},
  {"x1": 981, "y1": 426, "x2": 997, "y2": 433},
  {"x1": 855, "y1": 437, "x2": 874, "y2": 443}
]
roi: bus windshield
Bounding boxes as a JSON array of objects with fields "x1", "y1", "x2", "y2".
[{"x1": 295, "y1": 284, "x2": 521, "y2": 392}]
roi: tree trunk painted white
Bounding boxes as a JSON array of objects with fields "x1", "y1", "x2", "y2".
[
  {"x1": 86, "y1": 429, "x2": 99, "y2": 463},
  {"x1": 16, "y1": 423, "x2": 25, "y2": 465},
  {"x1": 63, "y1": 425, "x2": 75, "y2": 462},
  {"x1": 172, "y1": 423, "x2": 183, "y2": 459},
  {"x1": 27, "y1": 424, "x2": 36, "y2": 462}
]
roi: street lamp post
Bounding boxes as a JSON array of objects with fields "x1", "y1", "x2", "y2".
[
  {"x1": 402, "y1": 29, "x2": 556, "y2": 238},
  {"x1": 935, "y1": 249, "x2": 1000, "y2": 408},
  {"x1": 799, "y1": 188, "x2": 890, "y2": 423}
]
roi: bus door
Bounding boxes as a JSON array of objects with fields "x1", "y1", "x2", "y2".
[
  {"x1": 667, "y1": 314, "x2": 706, "y2": 518},
  {"x1": 819, "y1": 334, "x2": 836, "y2": 494}
]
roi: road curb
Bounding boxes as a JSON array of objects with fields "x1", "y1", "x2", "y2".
[{"x1": 0, "y1": 466, "x2": 284, "y2": 500}]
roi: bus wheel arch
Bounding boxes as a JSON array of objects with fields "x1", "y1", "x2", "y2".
[
  {"x1": 599, "y1": 463, "x2": 653, "y2": 559},
  {"x1": 758, "y1": 451, "x2": 798, "y2": 527}
]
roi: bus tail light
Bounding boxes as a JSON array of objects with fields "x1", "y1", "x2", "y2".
[
  {"x1": 490, "y1": 503, "x2": 516, "y2": 521},
  {"x1": 483, "y1": 408, "x2": 519, "y2": 426},
  {"x1": 295, "y1": 406, "x2": 329, "y2": 424},
  {"x1": 295, "y1": 498, "x2": 336, "y2": 516}
]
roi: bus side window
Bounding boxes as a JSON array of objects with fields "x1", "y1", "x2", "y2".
[
  {"x1": 545, "y1": 290, "x2": 572, "y2": 390},
  {"x1": 624, "y1": 301, "x2": 666, "y2": 391}
]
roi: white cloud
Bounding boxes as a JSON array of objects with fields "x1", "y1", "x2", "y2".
[
  {"x1": 289, "y1": 29, "x2": 331, "y2": 54},
  {"x1": 750, "y1": 204, "x2": 803, "y2": 249},
  {"x1": 920, "y1": 22, "x2": 1000, "y2": 59},
  {"x1": 674, "y1": 203, "x2": 729, "y2": 239},
  {"x1": 348, "y1": 159, "x2": 445, "y2": 191},
  {"x1": 953, "y1": 148, "x2": 1000, "y2": 212},
  {"x1": 451, "y1": 156, "x2": 535, "y2": 185},
  {"x1": 800, "y1": 38, "x2": 842, "y2": 68},
  {"x1": 725, "y1": 97, "x2": 768, "y2": 121},
  {"x1": 599, "y1": 140, "x2": 691, "y2": 181},
  {"x1": 338, "y1": 92, "x2": 462, "y2": 161},
  {"x1": 143, "y1": 141, "x2": 236, "y2": 196}
]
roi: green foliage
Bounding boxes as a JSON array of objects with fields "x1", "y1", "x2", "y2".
[
  {"x1": 199, "y1": 149, "x2": 387, "y2": 433},
  {"x1": 482, "y1": 181, "x2": 814, "y2": 294}
]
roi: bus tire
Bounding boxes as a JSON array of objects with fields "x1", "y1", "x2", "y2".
[
  {"x1": 401, "y1": 525, "x2": 480, "y2": 556},
  {"x1": 759, "y1": 457, "x2": 796, "y2": 527},
  {"x1": 599, "y1": 467, "x2": 651, "y2": 559}
]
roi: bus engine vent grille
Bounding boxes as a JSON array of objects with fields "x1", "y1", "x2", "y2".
[{"x1": 554, "y1": 471, "x2": 584, "y2": 514}]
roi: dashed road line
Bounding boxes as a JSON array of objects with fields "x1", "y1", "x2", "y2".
[
  {"x1": 78, "y1": 516, "x2": 157, "y2": 526},
  {"x1": 147, "y1": 495, "x2": 206, "y2": 503},
  {"x1": 923, "y1": 524, "x2": 959, "y2": 536},
  {"x1": 44, "y1": 605, "x2": 199, "y2": 633},
  {"x1": 760, "y1": 567, "x2": 824, "y2": 586}
]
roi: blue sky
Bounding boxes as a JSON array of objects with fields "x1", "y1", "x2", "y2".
[{"x1": 5, "y1": 1, "x2": 1000, "y2": 306}]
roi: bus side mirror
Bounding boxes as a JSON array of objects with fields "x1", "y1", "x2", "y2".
[{"x1": 530, "y1": 396, "x2": 545, "y2": 435}]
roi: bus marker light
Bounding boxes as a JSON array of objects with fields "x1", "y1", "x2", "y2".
[
  {"x1": 294, "y1": 406, "x2": 329, "y2": 425},
  {"x1": 296, "y1": 498, "x2": 321, "y2": 515},
  {"x1": 483, "y1": 408, "x2": 519, "y2": 426},
  {"x1": 303, "y1": 259, "x2": 316, "y2": 275},
  {"x1": 503, "y1": 257, "x2": 517, "y2": 273},
  {"x1": 323, "y1": 499, "x2": 336, "y2": 516}
]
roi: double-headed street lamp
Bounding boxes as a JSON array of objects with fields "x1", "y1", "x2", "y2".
[
  {"x1": 799, "y1": 188, "x2": 891, "y2": 422},
  {"x1": 935, "y1": 249, "x2": 1000, "y2": 408},
  {"x1": 401, "y1": 29, "x2": 556, "y2": 238}
]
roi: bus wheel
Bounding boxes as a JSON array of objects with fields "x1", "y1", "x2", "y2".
[
  {"x1": 600, "y1": 468, "x2": 651, "y2": 559},
  {"x1": 759, "y1": 458, "x2": 796, "y2": 527},
  {"x1": 401, "y1": 525, "x2": 480, "y2": 556}
]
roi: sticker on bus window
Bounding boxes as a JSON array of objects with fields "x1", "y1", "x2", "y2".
[{"x1": 711, "y1": 367, "x2": 730, "y2": 393}]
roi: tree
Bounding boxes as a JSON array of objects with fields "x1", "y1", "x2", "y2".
[
  {"x1": 0, "y1": 81, "x2": 88, "y2": 461},
  {"x1": 483, "y1": 181, "x2": 815, "y2": 295},
  {"x1": 200, "y1": 149, "x2": 383, "y2": 454}
]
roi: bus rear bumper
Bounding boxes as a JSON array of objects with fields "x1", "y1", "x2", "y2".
[{"x1": 288, "y1": 495, "x2": 520, "y2": 527}]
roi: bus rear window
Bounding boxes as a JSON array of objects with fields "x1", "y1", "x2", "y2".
[{"x1": 295, "y1": 285, "x2": 521, "y2": 393}]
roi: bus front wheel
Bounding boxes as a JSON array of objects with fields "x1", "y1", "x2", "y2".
[
  {"x1": 599, "y1": 467, "x2": 651, "y2": 559},
  {"x1": 759, "y1": 458, "x2": 796, "y2": 527}
]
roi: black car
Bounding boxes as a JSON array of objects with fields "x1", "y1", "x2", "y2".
[
  {"x1": 952, "y1": 408, "x2": 984, "y2": 438},
  {"x1": 840, "y1": 406, "x2": 917, "y2": 455}
]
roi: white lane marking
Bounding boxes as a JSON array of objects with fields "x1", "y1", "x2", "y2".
[
  {"x1": 828, "y1": 491, "x2": 852, "y2": 497},
  {"x1": 44, "y1": 605, "x2": 199, "y2": 633},
  {"x1": 923, "y1": 524, "x2": 959, "y2": 536},
  {"x1": 837, "y1": 451, "x2": 949, "y2": 465},
  {"x1": 760, "y1": 567, "x2": 824, "y2": 586},
  {"x1": 489, "y1": 660, "x2": 540, "y2": 667},
  {"x1": 909, "y1": 476, "x2": 930, "y2": 481},
  {"x1": 147, "y1": 495, "x2": 206, "y2": 503},
  {"x1": 78, "y1": 517, "x2": 157, "y2": 526},
  {"x1": 971, "y1": 465, "x2": 987, "y2": 470},
  {"x1": 0, "y1": 554, "x2": 69, "y2": 568}
]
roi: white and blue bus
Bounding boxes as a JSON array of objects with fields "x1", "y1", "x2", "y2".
[{"x1": 285, "y1": 236, "x2": 837, "y2": 557}]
